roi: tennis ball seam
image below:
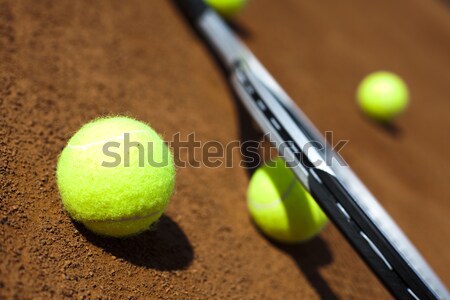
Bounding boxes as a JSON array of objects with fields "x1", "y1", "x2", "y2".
[
  {"x1": 247, "y1": 157, "x2": 328, "y2": 243},
  {"x1": 83, "y1": 208, "x2": 163, "y2": 223},
  {"x1": 67, "y1": 129, "x2": 147, "y2": 149},
  {"x1": 247, "y1": 178, "x2": 296, "y2": 211}
]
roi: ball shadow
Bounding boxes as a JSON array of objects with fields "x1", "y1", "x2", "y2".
[
  {"x1": 74, "y1": 215, "x2": 194, "y2": 271},
  {"x1": 360, "y1": 113, "x2": 403, "y2": 137},
  {"x1": 373, "y1": 120, "x2": 402, "y2": 137},
  {"x1": 263, "y1": 228, "x2": 340, "y2": 300},
  {"x1": 271, "y1": 239, "x2": 339, "y2": 300}
]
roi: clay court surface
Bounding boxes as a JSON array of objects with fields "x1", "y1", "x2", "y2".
[{"x1": 1, "y1": 0, "x2": 450, "y2": 299}]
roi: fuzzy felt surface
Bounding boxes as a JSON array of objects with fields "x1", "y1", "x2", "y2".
[
  {"x1": 247, "y1": 158, "x2": 327, "y2": 243},
  {"x1": 57, "y1": 116, "x2": 175, "y2": 236},
  {"x1": 357, "y1": 71, "x2": 409, "y2": 121},
  {"x1": 204, "y1": 0, "x2": 247, "y2": 17}
]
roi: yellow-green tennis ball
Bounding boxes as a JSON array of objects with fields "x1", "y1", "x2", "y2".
[
  {"x1": 204, "y1": 0, "x2": 247, "y2": 17},
  {"x1": 357, "y1": 71, "x2": 409, "y2": 121},
  {"x1": 247, "y1": 158, "x2": 327, "y2": 243},
  {"x1": 56, "y1": 116, "x2": 175, "y2": 238}
]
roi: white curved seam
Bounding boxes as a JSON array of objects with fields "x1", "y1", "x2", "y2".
[
  {"x1": 84, "y1": 209, "x2": 162, "y2": 223},
  {"x1": 248, "y1": 178, "x2": 296, "y2": 211},
  {"x1": 68, "y1": 130, "x2": 147, "y2": 150}
]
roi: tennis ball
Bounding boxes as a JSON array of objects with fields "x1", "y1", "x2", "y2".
[
  {"x1": 204, "y1": 0, "x2": 247, "y2": 17},
  {"x1": 56, "y1": 116, "x2": 175, "y2": 238},
  {"x1": 357, "y1": 71, "x2": 409, "y2": 121},
  {"x1": 247, "y1": 158, "x2": 327, "y2": 243}
]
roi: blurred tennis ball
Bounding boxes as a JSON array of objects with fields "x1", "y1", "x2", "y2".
[
  {"x1": 204, "y1": 0, "x2": 247, "y2": 17},
  {"x1": 357, "y1": 71, "x2": 409, "y2": 122},
  {"x1": 56, "y1": 116, "x2": 175, "y2": 238},
  {"x1": 247, "y1": 158, "x2": 327, "y2": 243}
]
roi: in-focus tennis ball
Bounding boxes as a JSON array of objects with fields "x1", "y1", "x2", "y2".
[
  {"x1": 56, "y1": 116, "x2": 175, "y2": 238},
  {"x1": 204, "y1": 0, "x2": 247, "y2": 17},
  {"x1": 357, "y1": 71, "x2": 409, "y2": 121},
  {"x1": 247, "y1": 158, "x2": 327, "y2": 243}
]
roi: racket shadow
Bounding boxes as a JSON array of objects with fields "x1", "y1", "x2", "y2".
[{"x1": 171, "y1": 2, "x2": 338, "y2": 297}]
